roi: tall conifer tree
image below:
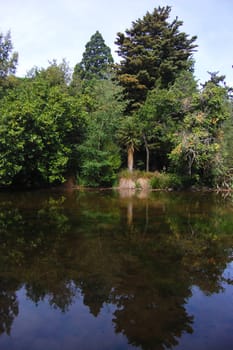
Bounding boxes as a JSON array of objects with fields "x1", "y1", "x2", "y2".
[
  {"x1": 73, "y1": 31, "x2": 114, "y2": 81},
  {"x1": 115, "y1": 6, "x2": 197, "y2": 111}
]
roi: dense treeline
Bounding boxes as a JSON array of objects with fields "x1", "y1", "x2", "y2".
[{"x1": 0, "y1": 6, "x2": 232, "y2": 189}]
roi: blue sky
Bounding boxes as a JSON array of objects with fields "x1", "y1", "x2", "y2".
[{"x1": 0, "y1": 0, "x2": 232, "y2": 85}]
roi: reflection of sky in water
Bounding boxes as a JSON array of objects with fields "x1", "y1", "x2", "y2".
[
  {"x1": 1, "y1": 287, "x2": 135, "y2": 350},
  {"x1": 175, "y1": 262, "x2": 233, "y2": 350}
]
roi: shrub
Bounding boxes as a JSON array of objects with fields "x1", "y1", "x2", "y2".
[{"x1": 150, "y1": 172, "x2": 182, "y2": 190}]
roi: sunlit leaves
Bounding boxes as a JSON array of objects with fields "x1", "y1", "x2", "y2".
[
  {"x1": 0, "y1": 65, "x2": 86, "y2": 187},
  {"x1": 169, "y1": 79, "x2": 231, "y2": 184},
  {"x1": 78, "y1": 79, "x2": 125, "y2": 186}
]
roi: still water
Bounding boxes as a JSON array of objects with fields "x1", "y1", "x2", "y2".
[{"x1": 0, "y1": 189, "x2": 233, "y2": 350}]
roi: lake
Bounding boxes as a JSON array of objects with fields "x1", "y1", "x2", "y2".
[{"x1": 0, "y1": 189, "x2": 233, "y2": 350}]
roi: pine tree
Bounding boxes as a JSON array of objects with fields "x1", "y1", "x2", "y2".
[
  {"x1": 73, "y1": 31, "x2": 114, "y2": 81},
  {"x1": 115, "y1": 6, "x2": 197, "y2": 111}
]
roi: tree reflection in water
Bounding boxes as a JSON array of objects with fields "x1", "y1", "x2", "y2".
[
  {"x1": 0, "y1": 279, "x2": 19, "y2": 336},
  {"x1": 0, "y1": 190, "x2": 232, "y2": 349}
]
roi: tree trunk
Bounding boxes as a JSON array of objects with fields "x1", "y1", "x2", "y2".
[
  {"x1": 127, "y1": 144, "x2": 134, "y2": 172},
  {"x1": 143, "y1": 134, "x2": 150, "y2": 172}
]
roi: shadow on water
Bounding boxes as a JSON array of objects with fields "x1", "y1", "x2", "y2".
[{"x1": 0, "y1": 189, "x2": 233, "y2": 349}]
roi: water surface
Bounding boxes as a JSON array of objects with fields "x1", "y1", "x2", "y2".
[{"x1": 0, "y1": 189, "x2": 233, "y2": 350}]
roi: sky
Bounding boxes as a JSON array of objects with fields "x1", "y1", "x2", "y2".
[{"x1": 0, "y1": 0, "x2": 232, "y2": 85}]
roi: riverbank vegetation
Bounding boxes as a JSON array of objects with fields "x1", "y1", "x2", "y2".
[{"x1": 0, "y1": 6, "x2": 232, "y2": 189}]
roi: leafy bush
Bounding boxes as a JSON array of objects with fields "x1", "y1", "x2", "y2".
[
  {"x1": 150, "y1": 172, "x2": 170, "y2": 189},
  {"x1": 78, "y1": 149, "x2": 121, "y2": 187},
  {"x1": 150, "y1": 172, "x2": 182, "y2": 190},
  {"x1": 0, "y1": 78, "x2": 86, "y2": 187}
]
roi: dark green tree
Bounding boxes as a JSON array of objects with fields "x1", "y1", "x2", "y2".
[
  {"x1": 201, "y1": 71, "x2": 226, "y2": 88},
  {"x1": 73, "y1": 31, "x2": 114, "y2": 82},
  {"x1": 115, "y1": 6, "x2": 197, "y2": 111}
]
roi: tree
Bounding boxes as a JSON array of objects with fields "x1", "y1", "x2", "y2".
[
  {"x1": 201, "y1": 71, "x2": 226, "y2": 88},
  {"x1": 169, "y1": 74, "x2": 231, "y2": 185},
  {"x1": 0, "y1": 64, "x2": 86, "y2": 187},
  {"x1": 116, "y1": 115, "x2": 141, "y2": 172},
  {"x1": 138, "y1": 71, "x2": 198, "y2": 171},
  {"x1": 138, "y1": 88, "x2": 178, "y2": 172},
  {"x1": 216, "y1": 105, "x2": 233, "y2": 188},
  {"x1": 115, "y1": 6, "x2": 197, "y2": 111},
  {"x1": 73, "y1": 31, "x2": 114, "y2": 82},
  {"x1": 78, "y1": 79, "x2": 126, "y2": 186},
  {"x1": 0, "y1": 31, "x2": 18, "y2": 96},
  {"x1": 27, "y1": 59, "x2": 72, "y2": 87},
  {"x1": 0, "y1": 31, "x2": 18, "y2": 79}
]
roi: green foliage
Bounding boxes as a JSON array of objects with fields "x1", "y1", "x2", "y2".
[
  {"x1": 169, "y1": 76, "x2": 231, "y2": 186},
  {"x1": 117, "y1": 115, "x2": 141, "y2": 150},
  {"x1": 78, "y1": 147, "x2": 121, "y2": 187},
  {"x1": 0, "y1": 64, "x2": 86, "y2": 187},
  {"x1": 0, "y1": 31, "x2": 18, "y2": 97},
  {"x1": 27, "y1": 59, "x2": 72, "y2": 86},
  {"x1": 0, "y1": 31, "x2": 18, "y2": 79},
  {"x1": 212, "y1": 104, "x2": 233, "y2": 188},
  {"x1": 137, "y1": 71, "x2": 198, "y2": 171},
  {"x1": 78, "y1": 79, "x2": 125, "y2": 187},
  {"x1": 150, "y1": 172, "x2": 182, "y2": 190},
  {"x1": 0, "y1": 21, "x2": 232, "y2": 190},
  {"x1": 73, "y1": 31, "x2": 114, "y2": 82},
  {"x1": 116, "y1": 115, "x2": 142, "y2": 171},
  {"x1": 115, "y1": 6, "x2": 197, "y2": 111}
]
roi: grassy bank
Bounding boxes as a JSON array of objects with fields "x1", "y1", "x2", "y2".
[{"x1": 117, "y1": 170, "x2": 183, "y2": 190}]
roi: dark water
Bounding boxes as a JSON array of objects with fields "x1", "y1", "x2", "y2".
[{"x1": 0, "y1": 189, "x2": 233, "y2": 350}]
